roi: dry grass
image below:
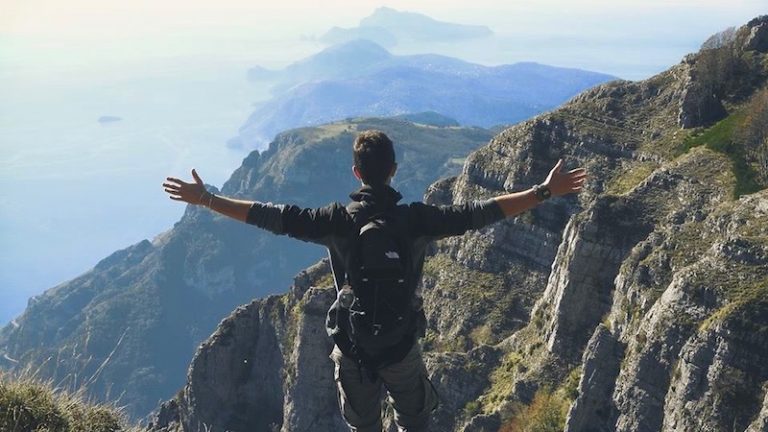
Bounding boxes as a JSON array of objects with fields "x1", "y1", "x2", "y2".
[{"x1": 0, "y1": 370, "x2": 141, "y2": 432}]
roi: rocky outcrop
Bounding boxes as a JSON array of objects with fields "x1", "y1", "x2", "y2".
[
  {"x1": 680, "y1": 15, "x2": 768, "y2": 128},
  {"x1": 149, "y1": 261, "x2": 346, "y2": 432},
  {"x1": 744, "y1": 16, "x2": 768, "y2": 53},
  {"x1": 565, "y1": 325, "x2": 623, "y2": 432}
]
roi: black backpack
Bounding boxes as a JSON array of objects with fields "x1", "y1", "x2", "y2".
[{"x1": 330, "y1": 204, "x2": 419, "y2": 367}]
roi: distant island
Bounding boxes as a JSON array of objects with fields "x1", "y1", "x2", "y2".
[
  {"x1": 98, "y1": 116, "x2": 122, "y2": 123},
  {"x1": 319, "y1": 7, "x2": 493, "y2": 47}
]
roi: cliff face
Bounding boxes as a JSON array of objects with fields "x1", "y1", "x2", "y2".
[
  {"x1": 151, "y1": 16, "x2": 768, "y2": 432},
  {"x1": 0, "y1": 116, "x2": 493, "y2": 419}
]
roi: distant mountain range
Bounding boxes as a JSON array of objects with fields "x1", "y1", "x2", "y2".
[
  {"x1": 239, "y1": 39, "x2": 616, "y2": 148},
  {"x1": 318, "y1": 7, "x2": 493, "y2": 47}
]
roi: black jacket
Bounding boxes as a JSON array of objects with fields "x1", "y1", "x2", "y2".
[{"x1": 246, "y1": 184, "x2": 505, "y2": 363}]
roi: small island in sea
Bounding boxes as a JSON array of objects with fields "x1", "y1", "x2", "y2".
[{"x1": 98, "y1": 116, "x2": 122, "y2": 123}]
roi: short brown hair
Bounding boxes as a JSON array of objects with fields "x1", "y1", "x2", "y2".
[{"x1": 353, "y1": 130, "x2": 395, "y2": 185}]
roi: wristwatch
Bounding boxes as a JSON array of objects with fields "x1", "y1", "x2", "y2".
[{"x1": 533, "y1": 184, "x2": 552, "y2": 201}]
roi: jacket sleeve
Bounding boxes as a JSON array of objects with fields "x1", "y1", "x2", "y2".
[
  {"x1": 245, "y1": 201, "x2": 349, "y2": 246},
  {"x1": 409, "y1": 198, "x2": 505, "y2": 240}
]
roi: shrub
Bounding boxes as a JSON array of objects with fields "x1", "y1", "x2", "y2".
[{"x1": 499, "y1": 387, "x2": 569, "y2": 432}]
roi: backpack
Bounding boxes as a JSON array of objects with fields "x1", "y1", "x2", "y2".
[{"x1": 329, "y1": 204, "x2": 419, "y2": 367}]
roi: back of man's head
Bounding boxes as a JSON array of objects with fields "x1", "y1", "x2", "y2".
[{"x1": 353, "y1": 130, "x2": 396, "y2": 186}]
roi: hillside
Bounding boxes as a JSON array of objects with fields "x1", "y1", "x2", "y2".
[
  {"x1": 0, "y1": 116, "x2": 493, "y2": 420},
  {"x1": 238, "y1": 40, "x2": 616, "y2": 147},
  {"x1": 149, "y1": 16, "x2": 768, "y2": 432}
]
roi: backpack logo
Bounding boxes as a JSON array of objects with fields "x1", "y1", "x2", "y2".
[{"x1": 385, "y1": 251, "x2": 400, "y2": 259}]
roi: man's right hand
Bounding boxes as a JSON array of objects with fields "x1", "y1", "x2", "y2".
[
  {"x1": 163, "y1": 169, "x2": 209, "y2": 205},
  {"x1": 542, "y1": 159, "x2": 588, "y2": 197}
]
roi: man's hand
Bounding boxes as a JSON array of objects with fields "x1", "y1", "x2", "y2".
[
  {"x1": 163, "y1": 169, "x2": 254, "y2": 221},
  {"x1": 543, "y1": 159, "x2": 588, "y2": 197},
  {"x1": 163, "y1": 169, "x2": 209, "y2": 205}
]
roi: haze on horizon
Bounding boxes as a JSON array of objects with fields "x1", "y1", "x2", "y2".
[{"x1": 2, "y1": 0, "x2": 766, "y2": 79}]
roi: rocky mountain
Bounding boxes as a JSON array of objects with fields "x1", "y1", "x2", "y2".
[
  {"x1": 238, "y1": 40, "x2": 616, "y2": 147},
  {"x1": 318, "y1": 7, "x2": 493, "y2": 47},
  {"x1": 0, "y1": 116, "x2": 493, "y2": 420},
  {"x1": 150, "y1": 16, "x2": 768, "y2": 432}
]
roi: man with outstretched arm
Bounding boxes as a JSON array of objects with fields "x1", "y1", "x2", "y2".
[{"x1": 163, "y1": 130, "x2": 587, "y2": 432}]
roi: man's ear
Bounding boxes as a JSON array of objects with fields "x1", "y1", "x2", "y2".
[
  {"x1": 352, "y1": 165, "x2": 363, "y2": 181},
  {"x1": 389, "y1": 163, "x2": 397, "y2": 179}
]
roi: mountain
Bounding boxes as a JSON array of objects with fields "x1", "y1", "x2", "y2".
[
  {"x1": 318, "y1": 7, "x2": 493, "y2": 47},
  {"x1": 0, "y1": 116, "x2": 493, "y2": 420},
  {"x1": 149, "y1": 16, "x2": 768, "y2": 432},
  {"x1": 246, "y1": 39, "x2": 393, "y2": 88},
  {"x1": 239, "y1": 40, "x2": 616, "y2": 148}
]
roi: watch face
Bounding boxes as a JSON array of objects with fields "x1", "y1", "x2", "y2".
[{"x1": 536, "y1": 185, "x2": 551, "y2": 200}]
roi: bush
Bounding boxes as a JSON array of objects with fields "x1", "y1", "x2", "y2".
[{"x1": 499, "y1": 388, "x2": 569, "y2": 432}]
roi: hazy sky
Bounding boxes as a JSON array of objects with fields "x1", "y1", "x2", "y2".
[
  {"x1": 2, "y1": 0, "x2": 766, "y2": 77},
  {"x1": 2, "y1": 0, "x2": 764, "y2": 36}
]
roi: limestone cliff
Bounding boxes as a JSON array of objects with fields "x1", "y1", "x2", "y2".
[{"x1": 151, "y1": 16, "x2": 768, "y2": 432}]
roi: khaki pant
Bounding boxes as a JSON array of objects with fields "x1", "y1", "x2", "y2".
[{"x1": 330, "y1": 343, "x2": 439, "y2": 432}]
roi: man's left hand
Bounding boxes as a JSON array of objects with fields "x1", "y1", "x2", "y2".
[{"x1": 543, "y1": 159, "x2": 588, "y2": 197}]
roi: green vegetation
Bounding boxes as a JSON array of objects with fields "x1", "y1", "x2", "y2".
[
  {"x1": 483, "y1": 351, "x2": 524, "y2": 413},
  {"x1": 562, "y1": 367, "x2": 582, "y2": 401},
  {"x1": 421, "y1": 254, "x2": 515, "y2": 350},
  {"x1": 311, "y1": 272, "x2": 335, "y2": 289},
  {"x1": 499, "y1": 387, "x2": 570, "y2": 432},
  {"x1": 699, "y1": 278, "x2": 768, "y2": 332},
  {"x1": 469, "y1": 324, "x2": 495, "y2": 346},
  {"x1": 0, "y1": 373, "x2": 137, "y2": 432},
  {"x1": 463, "y1": 400, "x2": 482, "y2": 418},
  {"x1": 677, "y1": 110, "x2": 762, "y2": 198},
  {"x1": 605, "y1": 161, "x2": 660, "y2": 195}
]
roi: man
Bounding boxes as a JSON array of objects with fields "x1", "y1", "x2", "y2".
[{"x1": 163, "y1": 130, "x2": 587, "y2": 431}]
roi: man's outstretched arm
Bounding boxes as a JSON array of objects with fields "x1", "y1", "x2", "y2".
[
  {"x1": 163, "y1": 169, "x2": 252, "y2": 221},
  {"x1": 163, "y1": 169, "x2": 345, "y2": 244},
  {"x1": 493, "y1": 158, "x2": 588, "y2": 217},
  {"x1": 411, "y1": 158, "x2": 588, "y2": 239}
]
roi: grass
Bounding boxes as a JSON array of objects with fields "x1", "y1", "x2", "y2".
[
  {"x1": 482, "y1": 351, "x2": 524, "y2": 414},
  {"x1": 699, "y1": 278, "x2": 768, "y2": 333},
  {"x1": 0, "y1": 372, "x2": 138, "y2": 432},
  {"x1": 676, "y1": 111, "x2": 762, "y2": 198},
  {"x1": 604, "y1": 161, "x2": 660, "y2": 195},
  {"x1": 421, "y1": 254, "x2": 512, "y2": 351}
]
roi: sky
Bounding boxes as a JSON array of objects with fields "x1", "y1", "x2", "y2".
[{"x1": 2, "y1": 0, "x2": 766, "y2": 78}]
